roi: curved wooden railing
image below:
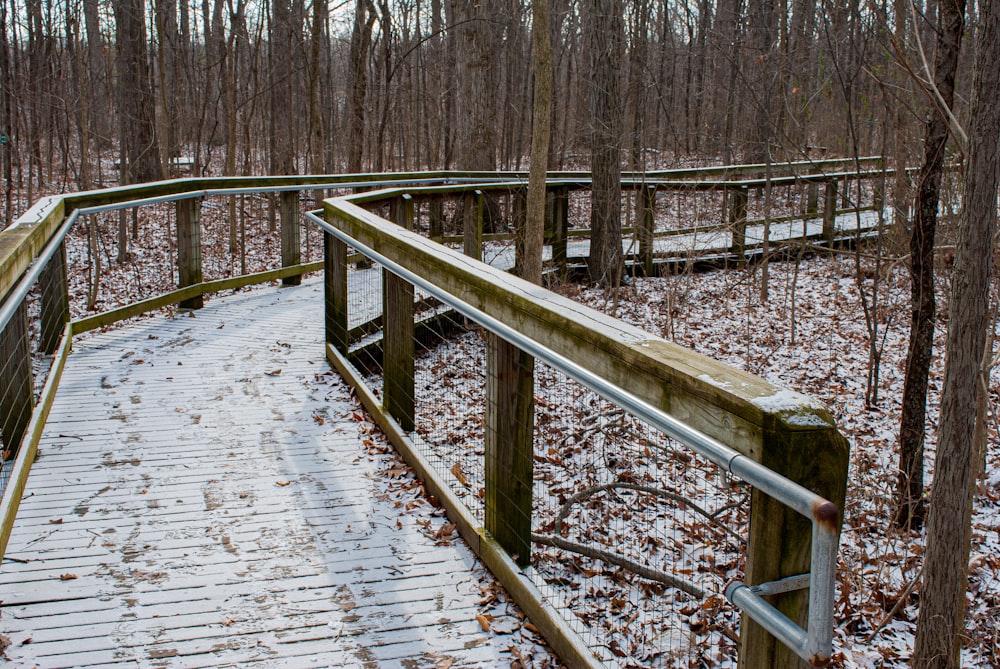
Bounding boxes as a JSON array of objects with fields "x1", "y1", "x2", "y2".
[{"x1": 0, "y1": 162, "x2": 874, "y2": 668}]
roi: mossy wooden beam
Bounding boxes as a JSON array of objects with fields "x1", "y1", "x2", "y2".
[
  {"x1": 325, "y1": 233, "x2": 349, "y2": 355},
  {"x1": 485, "y1": 334, "x2": 535, "y2": 567},
  {"x1": 176, "y1": 197, "x2": 203, "y2": 309},
  {"x1": 324, "y1": 198, "x2": 843, "y2": 458},
  {"x1": 0, "y1": 197, "x2": 65, "y2": 301},
  {"x1": 279, "y1": 191, "x2": 302, "y2": 286}
]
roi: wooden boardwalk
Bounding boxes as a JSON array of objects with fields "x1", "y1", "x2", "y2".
[{"x1": 0, "y1": 279, "x2": 548, "y2": 668}]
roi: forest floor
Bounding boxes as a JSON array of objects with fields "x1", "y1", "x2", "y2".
[
  {"x1": 565, "y1": 253, "x2": 1000, "y2": 668},
  {"x1": 3, "y1": 171, "x2": 999, "y2": 668}
]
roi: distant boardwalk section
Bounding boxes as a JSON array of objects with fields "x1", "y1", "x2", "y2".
[{"x1": 0, "y1": 280, "x2": 539, "y2": 668}]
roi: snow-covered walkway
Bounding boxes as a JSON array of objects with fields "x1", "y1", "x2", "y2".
[{"x1": 0, "y1": 278, "x2": 534, "y2": 668}]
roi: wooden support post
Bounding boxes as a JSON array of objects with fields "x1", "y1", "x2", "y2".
[
  {"x1": 806, "y1": 180, "x2": 819, "y2": 216},
  {"x1": 822, "y1": 180, "x2": 838, "y2": 245},
  {"x1": 639, "y1": 185, "x2": 656, "y2": 276},
  {"x1": 324, "y1": 231, "x2": 348, "y2": 355},
  {"x1": 383, "y1": 268, "x2": 414, "y2": 432},
  {"x1": 463, "y1": 190, "x2": 484, "y2": 261},
  {"x1": 280, "y1": 190, "x2": 301, "y2": 286},
  {"x1": 728, "y1": 186, "x2": 748, "y2": 264},
  {"x1": 739, "y1": 428, "x2": 849, "y2": 669},
  {"x1": 0, "y1": 301, "x2": 34, "y2": 458},
  {"x1": 552, "y1": 187, "x2": 569, "y2": 276},
  {"x1": 512, "y1": 188, "x2": 527, "y2": 274},
  {"x1": 485, "y1": 333, "x2": 534, "y2": 567},
  {"x1": 176, "y1": 197, "x2": 203, "y2": 310},
  {"x1": 39, "y1": 241, "x2": 69, "y2": 354},
  {"x1": 429, "y1": 198, "x2": 444, "y2": 240},
  {"x1": 391, "y1": 194, "x2": 414, "y2": 231}
]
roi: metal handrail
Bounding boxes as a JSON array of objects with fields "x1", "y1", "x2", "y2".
[{"x1": 307, "y1": 200, "x2": 841, "y2": 665}]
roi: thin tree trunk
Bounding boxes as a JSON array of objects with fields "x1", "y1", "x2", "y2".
[
  {"x1": 894, "y1": 0, "x2": 965, "y2": 529},
  {"x1": 912, "y1": 0, "x2": 998, "y2": 662},
  {"x1": 588, "y1": 0, "x2": 624, "y2": 288},
  {"x1": 520, "y1": 0, "x2": 552, "y2": 285}
]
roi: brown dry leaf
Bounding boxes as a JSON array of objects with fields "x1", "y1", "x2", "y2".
[
  {"x1": 49, "y1": 518, "x2": 63, "y2": 525},
  {"x1": 434, "y1": 523, "x2": 456, "y2": 540},
  {"x1": 450, "y1": 462, "x2": 469, "y2": 487},
  {"x1": 275, "y1": 480, "x2": 291, "y2": 487},
  {"x1": 435, "y1": 658, "x2": 454, "y2": 669},
  {"x1": 221, "y1": 618, "x2": 235, "y2": 626},
  {"x1": 312, "y1": 414, "x2": 325, "y2": 426},
  {"x1": 475, "y1": 613, "x2": 492, "y2": 632},
  {"x1": 265, "y1": 369, "x2": 282, "y2": 376},
  {"x1": 59, "y1": 573, "x2": 78, "y2": 581}
]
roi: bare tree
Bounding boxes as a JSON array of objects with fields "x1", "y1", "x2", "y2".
[
  {"x1": 587, "y1": 0, "x2": 625, "y2": 288},
  {"x1": 114, "y1": 0, "x2": 164, "y2": 185},
  {"x1": 912, "y1": 0, "x2": 999, "y2": 662},
  {"x1": 520, "y1": 0, "x2": 552, "y2": 285},
  {"x1": 895, "y1": 0, "x2": 966, "y2": 529}
]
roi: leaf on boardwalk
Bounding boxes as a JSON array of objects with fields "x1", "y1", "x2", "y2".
[
  {"x1": 265, "y1": 369, "x2": 282, "y2": 376},
  {"x1": 59, "y1": 573, "x2": 78, "y2": 581},
  {"x1": 450, "y1": 463, "x2": 469, "y2": 487},
  {"x1": 275, "y1": 480, "x2": 291, "y2": 487},
  {"x1": 475, "y1": 613, "x2": 492, "y2": 632}
]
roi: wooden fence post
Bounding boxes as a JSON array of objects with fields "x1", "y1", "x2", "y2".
[
  {"x1": 324, "y1": 231, "x2": 348, "y2": 355},
  {"x1": 464, "y1": 190, "x2": 484, "y2": 261},
  {"x1": 739, "y1": 427, "x2": 849, "y2": 669},
  {"x1": 639, "y1": 184, "x2": 657, "y2": 276},
  {"x1": 383, "y1": 267, "x2": 415, "y2": 432},
  {"x1": 806, "y1": 180, "x2": 819, "y2": 216},
  {"x1": 280, "y1": 190, "x2": 301, "y2": 286},
  {"x1": 728, "y1": 186, "x2": 748, "y2": 264},
  {"x1": 39, "y1": 241, "x2": 69, "y2": 354},
  {"x1": 176, "y1": 197, "x2": 203, "y2": 310},
  {"x1": 429, "y1": 198, "x2": 444, "y2": 240},
  {"x1": 392, "y1": 194, "x2": 414, "y2": 231},
  {"x1": 823, "y1": 180, "x2": 838, "y2": 245},
  {"x1": 552, "y1": 187, "x2": 569, "y2": 276},
  {"x1": 0, "y1": 302, "x2": 33, "y2": 458},
  {"x1": 485, "y1": 333, "x2": 534, "y2": 567}
]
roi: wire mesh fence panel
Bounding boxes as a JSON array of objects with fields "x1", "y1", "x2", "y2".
[
  {"x1": 412, "y1": 324, "x2": 488, "y2": 522},
  {"x1": 528, "y1": 361, "x2": 749, "y2": 667},
  {"x1": 1, "y1": 254, "x2": 63, "y2": 497}
]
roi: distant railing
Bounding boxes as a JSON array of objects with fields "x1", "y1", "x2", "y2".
[{"x1": 0, "y1": 162, "x2": 863, "y2": 668}]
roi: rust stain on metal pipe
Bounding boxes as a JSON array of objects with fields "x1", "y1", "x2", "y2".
[{"x1": 812, "y1": 499, "x2": 839, "y2": 531}]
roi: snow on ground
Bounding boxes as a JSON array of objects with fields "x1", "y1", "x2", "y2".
[{"x1": 566, "y1": 253, "x2": 1000, "y2": 668}]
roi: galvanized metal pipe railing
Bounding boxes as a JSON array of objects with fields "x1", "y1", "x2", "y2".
[{"x1": 308, "y1": 199, "x2": 843, "y2": 665}]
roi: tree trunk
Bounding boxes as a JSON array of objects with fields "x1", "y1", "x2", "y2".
[
  {"x1": 912, "y1": 0, "x2": 998, "y2": 663},
  {"x1": 114, "y1": 0, "x2": 163, "y2": 184},
  {"x1": 269, "y1": 0, "x2": 297, "y2": 175},
  {"x1": 520, "y1": 0, "x2": 553, "y2": 285},
  {"x1": 454, "y1": 0, "x2": 501, "y2": 171},
  {"x1": 587, "y1": 0, "x2": 624, "y2": 288},
  {"x1": 346, "y1": 0, "x2": 374, "y2": 173},
  {"x1": 894, "y1": 0, "x2": 965, "y2": 529}
]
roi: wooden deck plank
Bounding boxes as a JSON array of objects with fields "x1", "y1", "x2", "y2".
[{"x1": 1, "y1": 279, "x2": 546, "y2": 668}]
